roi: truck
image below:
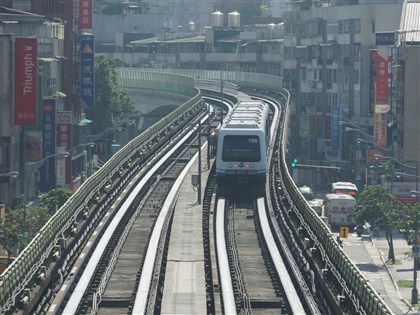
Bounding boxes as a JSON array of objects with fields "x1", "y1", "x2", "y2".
[{"x1": 323, "y1": 193, "x2": 356, "y2": 230}]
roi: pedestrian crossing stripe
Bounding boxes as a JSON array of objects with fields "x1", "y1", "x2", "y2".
[{"x1": 340, "y1": 226, "x2": 349, "y2": 238}]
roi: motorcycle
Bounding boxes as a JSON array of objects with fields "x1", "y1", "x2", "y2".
[{"x1": 355, "y1": 224, "x2": 364, "y2": 236}]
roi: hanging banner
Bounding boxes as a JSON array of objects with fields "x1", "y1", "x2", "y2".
[
  {"x1": 369, "y1": 49, "x2": 377, "y2": 114},
  {"x1": 374, "y1": 108, "x2": 388, "y2": 149},
  {"x1": 57, "y1": 111, "x2": 73, "y2": 185},
  {"x1": 374, "y1": 51, "x2": 389, "y2": 104},
  {"x1": 15, "y1": 38, "x2": 38, "y2": 125},
  {"x1": 39, "y1": 98, "x2": 56, "y2": 192},
  {"x1": 80, "y1": 34, "x2": 95, "y2": 109},
  {"x1": 79, "y1": 0, "x2": 92, "y2": 29},
  {"x1": 374, "y1": 32, "x2": 393, "y2": 149}
]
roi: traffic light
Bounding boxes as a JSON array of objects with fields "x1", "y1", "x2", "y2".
[{"x1": 291, "y1": 158, "x2": 298, "y2": 168}]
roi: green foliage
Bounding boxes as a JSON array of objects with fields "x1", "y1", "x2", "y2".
[
  {"x1": 39, "y1": 187, "x2": 74, "y2": 214},
  {"x1": 354, "y1": 185, "x2": 401, "y2": 262},
  {"x1": 399, "y1": 203, "x2": 420, "y2": 237},
  {"x1": 353, "y1": 185, "x2": 399, "y2": 228},
  {"x1": 397, "y1": 279, "x2": 413, "y2": 288},
  {"x1": 0, "y1": 219, "x2": 21, "y2": 257},
  {"x1": 0, "y1": 204, "x2": 52, "y2": 253},
  {"x1": 87, "y1": 56, "x2": 136, "y2": 134}
]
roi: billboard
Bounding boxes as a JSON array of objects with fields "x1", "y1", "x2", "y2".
[
  {"x1": 374, "y1": 51, "x2": 389, "y2": 104},
  {"x1": 80, "y1": 34, "x2": 95, "y2": 109},
  {"x1": 374, "y1": 33, "x2": 393, "y2": 149},
  {"x1": 57, "y1": 111, "x2": 73, "y2": 185},
  {"x1": 79, "y1": 0, "x2": 92, "y2": 29},
  {"x1": 15, "y1": 38, "x2": 38, "y2": 125},
  {"x1": 39, "y1": 98, "x2": 56, "y2": 192}
]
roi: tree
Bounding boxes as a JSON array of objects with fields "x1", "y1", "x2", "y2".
[
  {"x1": 0, "y1": 220, "x2": 20, "y2": 260},
  {"x1": 353, "y1": 185, "x2": 400, "y2": 263},
  {"x1": 399, "y1": 203, "x2": 420, "y2": 246},
  {"x1": 0, "y1": 204, "x2": 52, "y2": 256},
  {"x1": 87, "y1": 56, "x2": 137, "y2": 134},
  {"x1": 39, "y1": 187, "x2": 74, "y2": 214}
]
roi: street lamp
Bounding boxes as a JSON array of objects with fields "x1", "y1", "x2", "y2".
[
  {"x1": 24, "y1": 152, "x2": 69, "y2": 205},
  {"x1": 0, "y1": 171, "x2": 19, "y2": 178},
  {"x1": 344, "y1": 127, "x2": 375, "y2": 140},
  {"x1": 409, "y1": 191, "x2": 420, "y2": 305},
  {"x1": 339, "y1": 120, "x2": 369, "y2": 132},
  {"x1": 68, "y1": 142, "x2": 95, "y2": 178},
  {"x1": 68, "y1": 142, "x2": 95, "y2": 153},
  {"x1": 357, "y1": 139, "x2": 392, "y2": 153},
  {"x1": 0, "y1": 172, "x2": 19, "y2": 207}
]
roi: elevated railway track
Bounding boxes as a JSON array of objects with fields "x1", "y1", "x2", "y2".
[{"x1": 0, "y1": 69, "x2": 393, "y2": 315}]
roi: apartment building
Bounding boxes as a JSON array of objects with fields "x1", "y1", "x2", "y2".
[{"x1": 283, "y1": 0, "x2": 404, "y2": 184}]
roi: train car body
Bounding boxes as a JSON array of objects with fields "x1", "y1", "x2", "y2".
[{"x1": 216, "y1": 100, "x2": 270, "y2": 184}]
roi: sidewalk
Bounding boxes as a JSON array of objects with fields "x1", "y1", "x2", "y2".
[{"x1": 342, "y1": 228, "x2": 420, "y2": 315}]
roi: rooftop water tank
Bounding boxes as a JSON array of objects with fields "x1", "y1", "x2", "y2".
[
  {"x1": 163, "y1": 18, "x2": 172, "y2": 30},
  {"x1": 212, "y1": 11, "x2": 224, "y2": 28},
  {"x1": 188, "y1": 21, "x2": 195, "y2": 32},
  {"x1": 267, "y1": 23, "x2": 275, "y2": 30},
  {"x1": 228, "y1": 11, "x2": 240, "y2": 29}
]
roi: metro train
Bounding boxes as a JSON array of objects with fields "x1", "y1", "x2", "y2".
[{"x1": 215, "y1": 100, "x2": 270, "y2": 184}]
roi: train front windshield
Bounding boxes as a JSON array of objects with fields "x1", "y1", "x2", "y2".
[{"x1": 222, "y1": 135, "x2": 261, "y2": 162}]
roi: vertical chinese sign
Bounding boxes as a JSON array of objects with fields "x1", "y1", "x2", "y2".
[
  {"x1": 40, "y1": 98, "x2": 56, "y2": 192},
  {"x1": 374, "y1": 32, "x2": 394, "y2": 149},
  {"x1": 80, "y1": 34, "x2": 95, "y2": 109},
  {"x1": 15, "y1": 38, "x2": 38, "y2": 125},
  {"x1": 57, "y1": 112, "x2": 72, "y2": 187},
  {"x1": 79, "y1": 0, "x2": 92, "y2": 29}
]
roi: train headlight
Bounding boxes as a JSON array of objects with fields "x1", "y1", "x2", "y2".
[
  {"x1": 251, "y1": 164, "x2": 255, "y2": 168},
  {"x1": 228, "y1": 163, "x2": 233, "y2": 168}
]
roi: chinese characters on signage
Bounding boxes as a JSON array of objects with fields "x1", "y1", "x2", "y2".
[
  {"x1": 57, "y1": 112, "x2": 73, "y2": 184},
  {"x1": 80, "y1": 34, "x2": 95, "y2": 109},
  {"x1": 373, "y1": 32, "x2": 393, "y2": 149},
  {"x1": 40, "y1": 98, "x2": 56, "y2": 192},
  {"x1": 79, "y1": 0, "x2": 92, "y2": 29}
]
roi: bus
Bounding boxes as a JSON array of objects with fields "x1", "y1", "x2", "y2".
[
  {"x1": 324, "y1": 193, "x2": 357, "y2": 229},
  {"x1": 331, "y1": 181, "x2": 358, "y2": 197}
]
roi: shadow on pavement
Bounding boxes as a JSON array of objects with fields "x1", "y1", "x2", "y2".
[{"x1": 355, "y1": 262, "x2": 384, "y2": 272}]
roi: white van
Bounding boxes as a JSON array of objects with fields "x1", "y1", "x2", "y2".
[
  {"x1": 298, "y1": 185, "x2": 313, "y2": 200},
  {"x1": 323, "y1": 193, "x2": 356, "y2": 229}
]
